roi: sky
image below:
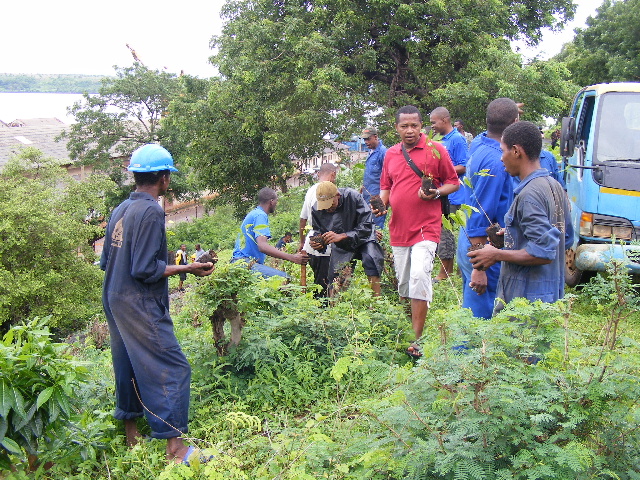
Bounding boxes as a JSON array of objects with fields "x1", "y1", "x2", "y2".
[
  {"x1": 1, "y1": 0, "x2": 604, "y2": 78},
  {"x1": 1, "y1": 0, "x2": 226, "y2": 78}
]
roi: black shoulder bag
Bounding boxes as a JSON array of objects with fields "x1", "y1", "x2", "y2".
[{"x1": 401, "y1": 144, "x2": 451, "y2": 217}]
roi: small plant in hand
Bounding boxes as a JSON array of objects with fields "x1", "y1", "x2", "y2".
[
  {"x1": 369, "y1": 194, "x2": 386, "y2": 213},
  {"x1": 443, "y1": 170, "x2": 505, "y2": 250},
  {"x1": 485, "y1": 223, "x2": 504, "y2": 249},
  {"x1": 421, "y1": 173, "x2": 434, "y2": 193},
  {"x1": 310, "y1": 232, "x2": 327, "y2": 249}
]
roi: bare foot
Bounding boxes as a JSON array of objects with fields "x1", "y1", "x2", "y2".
[
  {"x1": 124, "y1": 419, "x2": 142, "y2": 447},
  {"x1": 166, "y1": 437, "x2": 190, "y2": 463}
]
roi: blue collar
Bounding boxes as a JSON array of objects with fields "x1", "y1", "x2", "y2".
[{"x1": 514, "y1": 168, "x2": 550, "y2": 194}]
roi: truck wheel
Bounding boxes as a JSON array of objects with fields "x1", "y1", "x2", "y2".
[{"x1": 565, "y1": 248, "x2": 583, "y2": 287}]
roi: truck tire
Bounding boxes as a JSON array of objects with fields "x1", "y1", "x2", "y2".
[{"x1": 565, "y1": 248, "x2": 583, "y2": 287}]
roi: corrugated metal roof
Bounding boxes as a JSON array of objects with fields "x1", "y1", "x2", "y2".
[{"x1": 0, "y1": 119, "x2": 70, "y2": 168}]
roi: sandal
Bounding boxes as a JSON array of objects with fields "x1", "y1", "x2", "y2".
[
  {"x1": 182, "y1": 445, "x2": 214, "y2": 466},
  {"x1": 406, "y1": 342, "x2": 423, "y2": 359}
]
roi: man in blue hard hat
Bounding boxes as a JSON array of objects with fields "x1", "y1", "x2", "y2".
[{"x1": 101, "y1": 144, "x2": 215, "y2": 465}]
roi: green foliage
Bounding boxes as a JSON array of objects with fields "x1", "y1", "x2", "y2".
[
  {"x1": 0, "y1": 73, "x2": 104, "y2": 94},
  {"x1": 59, "y1": 63, "x2": 197, "y2": 211},
  {"x1": 353, "y1": 300, "x2": 640, "y2": 479},
  {"x1": 167, "y1": 204, "x2": 240, "y2": 253},
  {"x1": 556, "y1": 0, "x2": 640, "y2": 86},
  {"x1": 0, "y1": 318, "x2": 89, "y2": 471},
  {"x1": 0, "y1": 148, "x2": 114, "y2": 334}
]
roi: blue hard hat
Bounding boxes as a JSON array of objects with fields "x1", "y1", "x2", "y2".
[{"x1": 128, "y1": 144, "x2": 179, "y2": 172}]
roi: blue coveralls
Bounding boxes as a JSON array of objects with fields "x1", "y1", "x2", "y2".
[
  {"x1": 457, "y1": 133, "x2": 513, "y2": 319},
  {"x1": 496, "y1": 169, "x2": 573, "y2": 310},
  {"x1": 100, "y1": 191, "x2": 190, "y2": 439}
]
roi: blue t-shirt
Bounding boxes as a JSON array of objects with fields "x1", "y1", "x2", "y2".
[
  {"x1": 362, "y1": 141, "x2": 387, "y2": 199},
  {"x1": 439, "y1": 128, "x2": 469, "y2": 205},
  {"x1": 231, "y1": 206, "x2": 271, "y2": 264},
  {"x1": 457, "y1": 133, "x2": 514, "y2": 318},
  {"x1": 512, "y1": 150, "x2": 565, "y2": 189}
]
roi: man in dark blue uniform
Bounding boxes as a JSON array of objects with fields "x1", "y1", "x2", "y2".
[{"x1": 100, "y1": 144, "x2": 214, "y2": 464}]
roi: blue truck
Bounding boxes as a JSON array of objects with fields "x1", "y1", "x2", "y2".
[{"x1": 560, "y1": 82, "x2": 640, "y2": 286}]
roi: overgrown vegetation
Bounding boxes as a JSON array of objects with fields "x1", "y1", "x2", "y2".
[
  {"x1": 1, "y1": 181, "x2": 638, "y2": 478},
  {"x1": 0, "y1": 149, "x2": 114, "y2": 335}
]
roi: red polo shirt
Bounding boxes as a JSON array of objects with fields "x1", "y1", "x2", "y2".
[{"x1": 380, "y1": 134, "x2": 458, "y2": 246}]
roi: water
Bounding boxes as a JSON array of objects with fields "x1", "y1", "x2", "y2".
[{"x1": 0, "y1": 92, "x2": 85, "y2": 124}]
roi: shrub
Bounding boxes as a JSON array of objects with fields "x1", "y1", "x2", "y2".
[{"x1": 0, "y1": 318, "x2": 90, "y2": 472}]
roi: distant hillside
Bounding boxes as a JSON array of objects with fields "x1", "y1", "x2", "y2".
[{"x1": 0, "y1": 74, "x2": 107, "y2": 93}]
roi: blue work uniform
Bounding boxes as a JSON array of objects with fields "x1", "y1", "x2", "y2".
[
  {"x1": 101, "y1": 191, "x2": 190, "y2": 439},
  {"x1": 231, "y1": 205, "x2": 288, "y2": 278},
  {"x1": 457, "y1": 133, "x2": 514, "y2": 319},
  {"x1": 362, "y1": 141, "x2": 387, "y2": 229},
  {"x1": 495, "y1": 169, "x2": 573, "y2": 311}
]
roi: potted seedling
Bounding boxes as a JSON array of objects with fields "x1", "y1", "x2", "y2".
[{"x1": 441, "y1": 170, "x2": 506, "y2": 251}]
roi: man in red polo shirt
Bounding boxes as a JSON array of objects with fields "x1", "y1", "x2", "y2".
[{"x1": 378, "y1": 105, "x2": 459, "y2": 358}]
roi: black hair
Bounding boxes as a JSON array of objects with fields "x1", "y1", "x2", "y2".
[
  {"x1": 502, "y1": 121, "x2": 542, "y2": 161},
  {"x1": 284, "y1": 232, "x2": 292, "y2": 237},
  {"x1": 455, "y1": 119, "x2": 464, "y2": 126},
  {"x1": 257, "y1": 187, "x2": 277, "y2": 204},
  {"x1": 395, "y1": 105, "x2": 422, "y2": 123},
  {"x1": 430, "y1": 106, "x2": 450, "y2": 120},
  {"x1": 486, "y1": 98, "x2": 519, "y2": 135},
  {"x1": 133, "y1": 170, "x2": 170, "y2": 186}
]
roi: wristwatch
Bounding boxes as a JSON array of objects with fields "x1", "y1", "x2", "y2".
[{"x1": 434, "y1": 189, "x2": 441, "y2": 199}]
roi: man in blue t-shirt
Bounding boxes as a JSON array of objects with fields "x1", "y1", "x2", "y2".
[
  {"x1": 232, "y1": 188, "x2": 308, "y2": 278},
  {"x1": 456, "y1": 98, "x2": 519, "y2": 319},
  {"x1": 360, "y1": 127, "x2": 387, "y2": 229},
  {"x1": 430, "y1": 107, "x2": 469, "y2": 282}
]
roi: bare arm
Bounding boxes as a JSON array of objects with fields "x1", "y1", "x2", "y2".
[
  {"x1": 299, "y1": 218, "x2": 307, "y2": 251},
  {"x1": 257, "y1": 235, "x2": 308, "y2": 265},
  {"x1": 379, "y1": 190, "x2": 390, "y2": 207},
  {"x1": 418, "y1": 182, "x2": 459, "y2": 200},
  {"x1": 467, "y1": 244, "x2": 552, "y2": 270},
  {"x1": 164, "y1": 262, "x2": 215, "y2": 278}
]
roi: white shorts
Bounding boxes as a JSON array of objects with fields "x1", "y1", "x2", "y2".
[{"x1": 392, "y1": 240, "x2": 437, "y2": 302}]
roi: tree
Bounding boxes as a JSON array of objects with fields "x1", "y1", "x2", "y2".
[
  {"x1": 172, "y1": 0, "x2": 576, "y2": 210},
  {"x1": 59, "y1": 63, "x2": 192, "y2": 209},
  {"x1": 555, "y1": 0, "x2": 640, "y2": 86},
  {"x1": 0, "y1": 148, "x2": 115, "y2": 335},
  {"x1": 428, "y1": 42, "x2": 576, "y2": 133}
]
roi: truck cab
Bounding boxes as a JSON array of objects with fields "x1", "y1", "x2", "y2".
[{"x1": 560, "y1": 82, "x2": 640, "y2": 286}]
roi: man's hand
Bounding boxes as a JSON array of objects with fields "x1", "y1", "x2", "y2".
[
  {"x1": 469, "y1": 268, "x2": 488, "y2": 295},
  {"x1": 322, "y1": 231, "x2": 348, "y2": 245},
  {"x1": 309, "y1": 239, "x2": 324, "y2": 251},
  {"x1": 289, "y1": 252, "x2": 309, "y2": 265},
  {"x1": 467, "y1": 244, "x2": 500, "y2": 271},
  {"x1": 418, "y1": 187, "x2": 439, "y2": 201},
  {"x1": 371, "y1": 206, "x2": 387, "y2": 217},
  {"x1": 375, "y1": 229, "x2": 383, "y2": 242},
  {"x1": 189, "y1": 262, "x2": 215, "y2": 277}
]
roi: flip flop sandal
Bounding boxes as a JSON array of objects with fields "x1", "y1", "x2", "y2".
[
  {"x1": 406, "y1": 343, "x2": 423, "y2": 359},
  {"x1": 182, "y1": 445, "x2": 214, "y2": 466}
]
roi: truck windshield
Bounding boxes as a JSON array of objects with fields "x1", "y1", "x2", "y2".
[{"x1": 594, "y1": 92, "x2": 640, "y2": 163}]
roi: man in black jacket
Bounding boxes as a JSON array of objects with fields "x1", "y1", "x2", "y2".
[{"x1": 311, "y1": 181, "x2": 384, "y2": 296}]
